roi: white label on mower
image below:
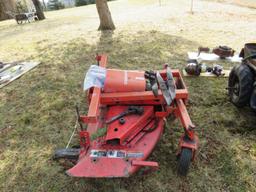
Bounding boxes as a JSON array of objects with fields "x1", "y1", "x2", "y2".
[{"x1": 90, "y1": 150, "x2": 143, "y2": 158}]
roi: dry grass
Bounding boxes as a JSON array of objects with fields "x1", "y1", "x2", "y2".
[
  {"x1": 0, "y1": 0, "x2": 256, "y2": 191},
  {"x1": 206, "y1": 0, "x2": 256, "y2": 9}
]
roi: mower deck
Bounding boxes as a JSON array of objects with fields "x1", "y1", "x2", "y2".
[
  {"x1": 67, "y1": 111, "x2": 164, "y2": 177},
  {"x1": 56, "y1": 55, "x2": 198, "y2": 178}
]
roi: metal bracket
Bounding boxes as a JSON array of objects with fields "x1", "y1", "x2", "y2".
[{"x1": 80, "y1": 131, "x2": 90, "y2": 150}]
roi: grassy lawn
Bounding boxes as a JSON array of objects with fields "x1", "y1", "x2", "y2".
[{"x1": 0, "y1": 0, "x2": 256, "y2": 191}]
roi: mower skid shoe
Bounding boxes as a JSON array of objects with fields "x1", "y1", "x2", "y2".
[
  {"x1": 156, "y1": 72, "x2": 172, "y2": 105},
  {"x1": 166, "y1": 67, "x2": 176, "y2": 100}
]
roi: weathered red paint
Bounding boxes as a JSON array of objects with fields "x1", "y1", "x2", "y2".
[
  {"x1": 104, "y1": 69, "x2": 146, "y2": 93},
  {"x1": 105, "y1": 106, "x2": 154, "y2": 144},
  {"x1": 66, "y1": 55, "x2": 198, "y2": 177}
]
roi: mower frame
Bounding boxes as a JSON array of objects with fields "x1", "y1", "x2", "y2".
[{"x1": 62, "y1": 54, "x2": 198, "y2": 177}]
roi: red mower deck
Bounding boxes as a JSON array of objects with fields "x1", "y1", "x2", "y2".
[{"x1": 55, "y1": 55, "x2": 199, "y2": 178}]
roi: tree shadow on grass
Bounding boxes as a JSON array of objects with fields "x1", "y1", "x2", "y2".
[{"x1": 95, "y1": 30, "x2": 197, "y2": 71}]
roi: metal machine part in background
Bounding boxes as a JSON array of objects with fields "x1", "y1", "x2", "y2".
[{"x1": 213, "y1": 45, "x2": 235, "y2": 59}]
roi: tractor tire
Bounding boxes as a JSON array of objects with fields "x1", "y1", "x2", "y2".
[
  {"x1": 228, "y1": 64, "x2": 254, "y2": 107},
  {"x1": 177, "y1": 148, "x2": 192, "y2": 176}
]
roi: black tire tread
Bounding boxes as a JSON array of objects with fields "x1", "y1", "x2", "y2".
[
  {"x1": 177, "y1": 148, "x2": 192, "y2": 176},
  {"x1": 228, "y1": 64, "x2": 254, "y2": 107}
]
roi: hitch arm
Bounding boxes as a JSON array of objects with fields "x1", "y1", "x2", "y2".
[
  {"x1": 80, "y1": 55, "x2": 108, "y2": 124},
  {"x1": 175, "y1": 99, "x2": 195, "y2": 140},
  {"x1": 175, "y1": 99, "x2": 198, "y2": 160}
]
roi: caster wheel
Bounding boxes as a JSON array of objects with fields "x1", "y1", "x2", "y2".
[{"x1": 177, "y1": 148, "x2": 192, "y2": 176}]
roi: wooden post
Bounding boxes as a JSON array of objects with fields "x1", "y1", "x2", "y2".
[{"x1": 190, "y1": 0, "x2": 194, "y2": 14}]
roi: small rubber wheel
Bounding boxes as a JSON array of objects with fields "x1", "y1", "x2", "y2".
[
  {"x1": 177, "y1": 148, "x2": 192, "y2": 176},
  {"x1": 228, "y1": 64, "x2": 254, "y2": 107}
]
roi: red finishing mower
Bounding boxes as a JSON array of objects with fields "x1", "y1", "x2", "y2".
[{"x1": 54, "y1": 55, "x2": 199, "y2": 177}]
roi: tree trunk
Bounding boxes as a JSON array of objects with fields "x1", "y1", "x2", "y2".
[
  {"x1": 42, "y1": 0, "x2": 47, "y2": 11},
  {"x1": 31, "y1": 0, "x2": 45, "y2": 20},
  {"x1": 96, "y1": 0, "x2": 115, "y2": 31},
  {"x1": 0, "y1": 0, "x2": 16, "y2": 21}
]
